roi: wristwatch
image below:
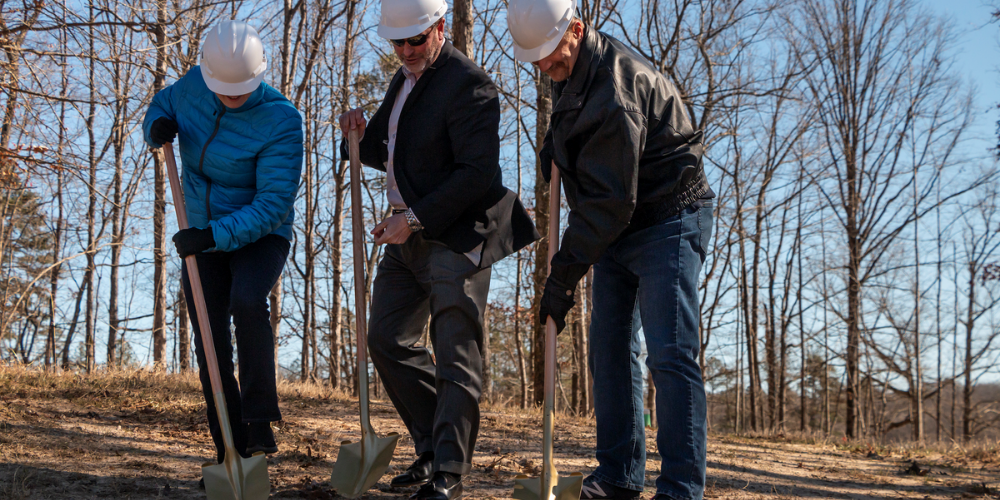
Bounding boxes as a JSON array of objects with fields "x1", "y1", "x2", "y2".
[{"x1": 404, "y1": 208, "x2": 424, "y2": 232}]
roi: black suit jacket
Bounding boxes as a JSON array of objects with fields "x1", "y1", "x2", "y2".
[{"x1": 344, "y1": 42, "x2": 538, "y2": 267}]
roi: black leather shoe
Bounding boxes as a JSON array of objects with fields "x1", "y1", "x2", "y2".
[
  {"x1": 245, "y1": 422, "x2": 278, "y2": 455},
  {"x1": 409, "y1": 472, "x2": 462, "y2": 500},
  {"x1": 391, "y1": 452, "x2": 434, "y2": 487}
]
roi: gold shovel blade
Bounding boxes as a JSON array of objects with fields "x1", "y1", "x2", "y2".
[
  {"x1": 202, "y1": 452, "x2": 270, "y2": 500},
  {"x1": 329, "y1": 432, "x2": 401, "y2": 499},
  {"x1": 512, "y1": 472, "x2": 584, "y2": 500}
]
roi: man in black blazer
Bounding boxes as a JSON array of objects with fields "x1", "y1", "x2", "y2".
[{"x1": 339, "y1": 1, "x2": 537, "y2": 498}]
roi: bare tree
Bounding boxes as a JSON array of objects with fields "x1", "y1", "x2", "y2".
[
  {"x1": 957, "y1": 183, "x2": 1000, "y2": 441},
  {"x1": 789, "y1": 0, "x2": 978, "y2": 437}
]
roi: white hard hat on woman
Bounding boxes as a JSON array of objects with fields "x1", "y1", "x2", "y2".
[
  {"x1": 199, "y1": 20, "x2": 268, "y2": 95},
  {"x1": 377, "y1": 0, "x2": 448, "y2": 39},
  {"x1": 506, "y1": 0, "x2": 576, "y2": 62}
]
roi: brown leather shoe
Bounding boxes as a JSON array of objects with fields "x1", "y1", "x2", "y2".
[{"x1": 391, "y1": 452, "x2": 434, "y2": 487}]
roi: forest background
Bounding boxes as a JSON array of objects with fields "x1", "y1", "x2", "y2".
[{"x1": 1, "y1": 0, "x2": 1000, "y2": 446}]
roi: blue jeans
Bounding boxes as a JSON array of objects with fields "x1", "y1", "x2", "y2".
[{"x1": 589, "y1": 202, "x2": 711, "y2": 499}]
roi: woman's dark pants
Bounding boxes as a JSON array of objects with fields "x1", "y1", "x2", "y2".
[{"x1": 181, "y1": 234, "x2": 289, "y2": 463}]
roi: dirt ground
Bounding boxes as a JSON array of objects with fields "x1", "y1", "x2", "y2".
[{"x1": 1, "y1": 368, "x2": 999, "y2": 499}]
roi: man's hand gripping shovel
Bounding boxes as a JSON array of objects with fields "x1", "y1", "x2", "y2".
[
  {"x1": 161, "y1": 145, "x2": 269, "y2": 500},
  {"x1": 329, "y1": 129, "x2": 401, "y2": 498},
  {"x1": 512, "y1": 162, "x2": 584, "y2": 500}
]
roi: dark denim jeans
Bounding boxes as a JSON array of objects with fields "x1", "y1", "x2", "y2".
[
  {"x1": 181, "y1": 234, "x2": 290, "y2": 463},
  {"x1": 589, "y1": 202, "x2": 712, "y2": 500}
]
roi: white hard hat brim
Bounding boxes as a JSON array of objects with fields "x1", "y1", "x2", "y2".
[
  {"x1": 378, "y1": 16, "x2": 443, "y2": 40},
  {"x1": 512, "y1": 33, "x2": 564, "y2": 63},
  {"x1": 378, "y1": 19, "x2": 438, "y2": 40},
  {"x1": 201, "y1": 65, "x2": 266, "y2": 96}
]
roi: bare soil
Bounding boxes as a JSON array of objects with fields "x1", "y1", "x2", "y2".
[{"x1": 1, "y1": 367, "x2": 998, "y2": 499}]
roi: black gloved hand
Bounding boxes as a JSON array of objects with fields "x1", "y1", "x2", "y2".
[
  {"x1": 150, "y1": 117, "x2": 178, "y2": 146},
  {"x1": 538, "y1": 276, "x2": 575, "y2": 334},
  {"x1": 172, "y1": 227, "x2": 215, "y2": 258}
]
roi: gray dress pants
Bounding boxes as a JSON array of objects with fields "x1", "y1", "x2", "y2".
[{"x1": 367, "y1": 233, "x2": 491, "y2": 476}]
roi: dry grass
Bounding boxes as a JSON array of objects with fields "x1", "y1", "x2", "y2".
[
  {"x1": 4, "y1": 364, "x2": 1000, "y2": 499},
  {"x1": 717, "y1": 426, "x2": 1000, "y2": 465}
]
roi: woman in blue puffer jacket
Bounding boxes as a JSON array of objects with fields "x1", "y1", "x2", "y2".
[{"x1": 142, "y1": 20, "x2": 303, "y2": 464}]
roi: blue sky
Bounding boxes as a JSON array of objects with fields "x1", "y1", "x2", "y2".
[{"x1": 925, "y1": 0, "x2": 999, "y2": 157}]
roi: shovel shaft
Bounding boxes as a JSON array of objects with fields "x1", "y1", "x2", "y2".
[
  {"x1": 542, "y1": 162, "x2": 561, "y2": 499},
  {"x1": 347, "y1": 130, "x2": 374, "y2": 433},
  {"x1": 163, "y1": 145, "x2": 243, "y2": 500}
]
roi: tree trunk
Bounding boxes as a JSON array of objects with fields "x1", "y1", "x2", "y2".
[
  {"x1": 328, "y1": 0, "x2": 357, "y2": 390},
  {"x1": 482, "y1": 304, "x2": 492, "y2": 403},
  {"x1": 587, "y1": 266, "x2": 594, "y2": 415},
  {"x1": 302, "y1": 98, "x2": 315, "y2": 382},
  {"x1": 797, "y1": 180, "x2": 806, "y2": 432},
  {"x1": 47, "y1": 27, "x2": 68, "y2": 371},
  {"x1": 271, "y1": 280, "x2": 282, "y2": 375},
  {"x1": 329, "y1": 177, "x2": 346, "y2": 388},
  {"x1": 912, "y1": 169, "x2": 924, "y2": 443},
  {"x1": 151, "y1": 0, "x2": 169, "y2": 369},
  {"x1": 451, "y1": 0, "x2": 474, "y2": 58},
  {"x1": 573, "y1": 277, "x2": 589, "y2": 415},
  {"x1": 84, "y1": 2, "x2": 97, "y2": 373},
  {"x1": 736, "y1": 198, "x2": 758, "y2": 430},
  {"x1": 646, "y1": 368, "x2": 655, "y2": 428},
  {"x1": 178, "y1": 289, "x2": 190, "y2": 371},
  {"x1": 107, "y1": 92, "x2": 124, "y2": 367},
  {"x1": 514, "y1": 253, "x2": 529, "y2": 409},
  {"x1": 963, "y1": 265, "x2": 974, "y2": 442}
]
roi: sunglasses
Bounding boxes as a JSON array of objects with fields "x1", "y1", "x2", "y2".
[
  {"x1": 390, "y1": 20, "x2": 440, "y2": 47},
  {"x1": 391, "y1": 32, "x2": 431, "y2": 47}
]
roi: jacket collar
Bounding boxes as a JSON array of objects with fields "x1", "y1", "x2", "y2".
[{"x1": 561, "y1": 25, "x2": 598, "y2": 96}]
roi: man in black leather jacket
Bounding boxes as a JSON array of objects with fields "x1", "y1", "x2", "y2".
[{"x1": 507, "y1": 2, "x2": 714, "y2": 499}]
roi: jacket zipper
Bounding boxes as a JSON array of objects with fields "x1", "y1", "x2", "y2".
[{"x1": 199, "y1": 108, "x2": 226, "y2": 220}]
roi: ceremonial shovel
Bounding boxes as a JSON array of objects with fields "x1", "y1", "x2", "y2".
[
  {"x1": 329, "y1": 129, "x2": 401, "y2": 498},
  {"x1": 512, "y1": 162, "x2": 584, "y2": 500},
  {"x1": 162, "y1": 144, "x2": 270, "y2": 500}
]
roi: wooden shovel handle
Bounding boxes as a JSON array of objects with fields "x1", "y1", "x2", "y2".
[
  {"x1": 162, "y1": 145, "x2": 237, "y2": 459},
  {"x1": 347, "y1": 129, "x2": 374, "y2": 429},
  {"x1": 541, "y1": 161, "x2": 561, "y2": 498}
]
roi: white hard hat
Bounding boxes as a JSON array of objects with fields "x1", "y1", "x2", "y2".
[
  {"x1": 378, "y1": 0, "x2": 448, "y2": 40},
  {"x1": 507, "y1": 0, "x2": 576, "y2": 62},
  {"x1": 199, "y1": 20, "x2": 268, "y2": 95}
]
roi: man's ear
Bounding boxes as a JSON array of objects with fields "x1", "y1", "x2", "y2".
[{"x1": 571, "y1": 20, "x2": 584, "y2": 39}]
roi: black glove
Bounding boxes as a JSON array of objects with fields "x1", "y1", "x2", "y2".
[
  {"x1": 172, "y1": 227, "x2": 215, "y2": 258},
  {"x1": 538, "y1": 276, "x2": 575, "y2": 334},
  {"x1": 150, "y1": 117, "x2": 178, "y2": 146},
  {"x1": 540, "y1": 149, "x2": 554, "y2": 183}
]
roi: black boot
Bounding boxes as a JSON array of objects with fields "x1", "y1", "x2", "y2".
[
  {"x1": 391, "y1": 451, "x2": 434, "y2": 487},
  {"x1": 245, "y1": 422, "x2": 278, "y2": 455}
]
